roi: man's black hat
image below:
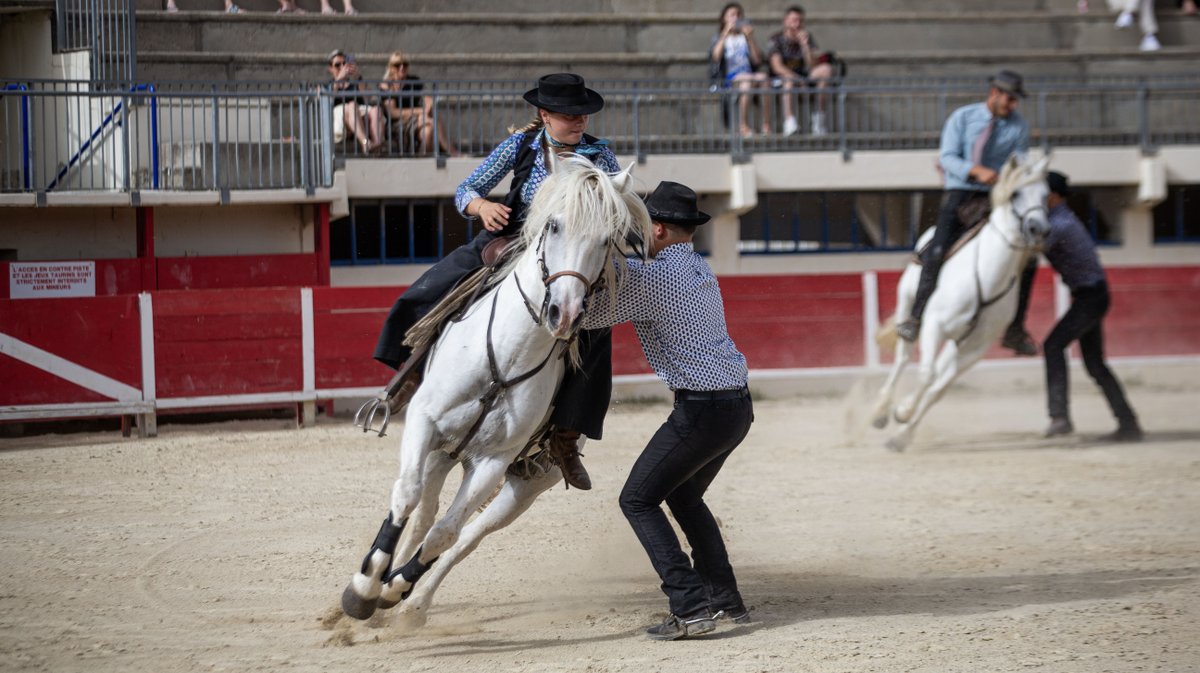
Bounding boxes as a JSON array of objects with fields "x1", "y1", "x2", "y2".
[
  {"x1": 644, "y1": 181, "x2": 711, "y2": 226},
  {"x1": 989, "y1": 69, "x2": 1027, "y2": 99},
  {"x1": 523, "y1": 73, "x2": 605, "y2": 115},
  {"x1": 1047, "y1": 170, "x2": 1072, "y2": 197}
]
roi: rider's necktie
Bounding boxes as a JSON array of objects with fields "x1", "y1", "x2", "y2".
[{"x1": 972, "y1": 118, "x2": 996, "y2": 166}]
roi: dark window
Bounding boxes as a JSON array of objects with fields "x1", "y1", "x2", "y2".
[
  {"x1": 331, "y1": 198, "x2": 472, "y2": 265},
  {"x1": 1153, "y1": 184, "x2": 1200, "y2": 243},
  {"x1": 739, "y1": 190, "x2": 942, "y2": 253}
]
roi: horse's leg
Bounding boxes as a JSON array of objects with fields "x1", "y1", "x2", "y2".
[
  {"x1": 396, "y1": 464, "x2": 564, "y2": 627},
  {"x1": 894, "y1": 321, "x2": 947, "y2": 426},
  {"x1": 341, "y1": 416, "x2": 439, "y2": 620},
  {"x1": 870, "y1": 337, "x2": 914, "y2": 429},
  {"x1": 377, "y1": 449, "x2": 456, "y2": 611},
  {"x1": 379, "y1": 454, "x2": 511, "y2": 605},
  {"x1": 887, "y1": 338, "x2": 961, "y2": 452}
]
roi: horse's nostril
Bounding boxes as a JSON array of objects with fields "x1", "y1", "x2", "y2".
[{"x1": 547, "y1": 304, "x2": 561, "y2": 327}]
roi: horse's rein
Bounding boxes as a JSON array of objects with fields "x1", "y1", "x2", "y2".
[{"x1": 513, "y1": 219, "x2": 610, "y2": 331}]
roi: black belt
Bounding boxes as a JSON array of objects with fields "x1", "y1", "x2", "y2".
[{"x1": 674, "y1": 386, "x2": 750, "y2": 402}]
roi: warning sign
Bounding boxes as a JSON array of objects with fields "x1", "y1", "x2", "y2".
[{"x1": 9, "y1": 261, "x2": 96, "y2": 299}]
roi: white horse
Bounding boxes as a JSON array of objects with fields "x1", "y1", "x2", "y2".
[
  {"x1": 871, "y1": 153, "x2": 1051, "y2": 451},
  {"x1": 340, "y1": 154, "x2": 651, "y2": 626}
]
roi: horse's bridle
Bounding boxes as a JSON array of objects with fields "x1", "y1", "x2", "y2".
[
  {"x1": 514, "y1": 218, "x2": 610, "y2": 332},
  {"x1": 989, "y1": 198, "x2": 1047, "y2": 251}
]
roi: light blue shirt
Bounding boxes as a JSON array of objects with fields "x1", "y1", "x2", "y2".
[
  {"x1": 582, "y1": 243, "x2": 748, "y2": 392},
  {"x1": 939, "y1": 102, "x2": 1030, "y2": 192}
]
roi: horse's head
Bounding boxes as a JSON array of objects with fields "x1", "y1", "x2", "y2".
[
  {"x1": 521, "y1": 153, "x2": 652, "y2": 340},
  {"x1": 992, "y1": 153, "x2": 1051, "y2": 249}
]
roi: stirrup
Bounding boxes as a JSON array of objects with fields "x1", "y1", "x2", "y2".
[{"x1": 353, "y1": 346, "x2": 428, "y2": 437}]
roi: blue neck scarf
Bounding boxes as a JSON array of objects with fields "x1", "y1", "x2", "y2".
[{"x1": 542, "y1": 128, "x2": 609, "y2": 157}]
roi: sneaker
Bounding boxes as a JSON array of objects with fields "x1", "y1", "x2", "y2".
[
  {"x1": 645, "y1": 610, "x2": 716, "y2": 641},
  {"x1": 1114, "y1": 10, "x2": 1134, "y2": 29},
  {"x1": 225, "y1": 3, "x2": 240, "y2": 12},
  {"x1": 1102, "y1": 424, "x2": 1144, "y2": 443},
  {"x1": 1139, "y1": 34, "x2": 1162, "y2": 51},
  {"x1": 811, "y1": 110, "x2": 827, "y2": 137},
  {"x1": 1044, "y1": 417, "x2": 1073, "y2": 438},
  {"x1": 896, "y1": 319, "x2": 920, "y2": 343},
  {"x1": 782, "y1": 116, "x2": 799, "y2": 136},
  {"x1": 1001, "y1": 329, "x2": 1037, "y2": 356}
]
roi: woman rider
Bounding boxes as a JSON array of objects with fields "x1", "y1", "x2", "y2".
[{"x1": 373, "y1": 73, "x2": 618, "y2": 491}]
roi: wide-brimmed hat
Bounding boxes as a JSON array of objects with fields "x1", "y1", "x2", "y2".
[
  {"x1": 1047, "y1": 170, "x2": 1072, "y2": 197},
  {"x1": 522, "y1": 73, "x2": 605, "y2": 115},
  {"x1": 989, "y1": 69, "x2": 1027, "y2": 98},
  {"x1": 644, "y1": 181, "x2": 711, "y2": 226}
]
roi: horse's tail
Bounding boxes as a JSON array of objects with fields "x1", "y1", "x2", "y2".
[{"x1": 875, "y1": 314, "x2": 898, "y2": 350}]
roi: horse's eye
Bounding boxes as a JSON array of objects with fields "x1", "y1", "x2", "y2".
[{"x1": 550, "y1": 220, "x2": 560, "y2": 234}]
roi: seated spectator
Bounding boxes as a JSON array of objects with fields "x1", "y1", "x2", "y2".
[
  {"x1": 766, "y1": 5, "x2": 836, "y2": 136},
  {"x1": 380, "y1": 51, "x2": 462, "y2": 157},
  {"x1": 320, "y1": 0, "x2": 357, "y2": 14},
  {"x1": 1102, "y1": 0, "x2": 1161, "y2": 50},
  {"x1": 327, "y1": 49, "x2": 384, "y2": 154},
  {"x1": 710, "y1": 2, "x2": 772, "y2": 137},
  {"x1": 277, "y1": 0, "x2": 305, "y2": 13}
]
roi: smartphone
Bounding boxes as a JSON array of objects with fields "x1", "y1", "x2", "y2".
[
  {"x1": 734, "y1": 20, "x2": 747, "y2": 31},
  {"x1": 345, "y1": 54, "x2": 356, "y2": 65}
]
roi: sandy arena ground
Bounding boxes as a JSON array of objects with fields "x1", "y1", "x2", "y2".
[{"x1": 1, "y1": 370, "x2": 1199, "y2": 673}]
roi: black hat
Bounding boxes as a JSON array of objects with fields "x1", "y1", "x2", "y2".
[
  {"x1": 522, "y1": 73, "x2": 605, "y2": 115},
  {"x1": 989, "y1": 69, "x2": 1027, "y2": 98},
  {"x1": 1047, "y1": 170, "x2": 1072, "y2": 197},
  {"x1": 644, "y1": 181, "x2": 711, "y2": 226}
]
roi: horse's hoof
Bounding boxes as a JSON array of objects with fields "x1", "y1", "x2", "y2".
[
  {"x1": 885, "y1": 437, "x2": 908, "y2": 453},
  {"x1": 871, "y1": 415, "x2": 888, "y2": 429},
  {"x1": 377, "y1": 595, "x2": 400, "y2": 611},
  {"x1": 340, "y1": 584, "x2": 379, "y2": 621}
]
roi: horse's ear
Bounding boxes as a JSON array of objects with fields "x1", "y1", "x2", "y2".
[
  {"x1": 611, "y1": 162, "x2": 635, "y2": 193},
  {"x1": 1029, "y1": 154, "x2": 1051, "y2": 179}
]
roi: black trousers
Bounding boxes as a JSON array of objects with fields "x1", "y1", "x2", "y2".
[
  {"x1": 372, "y1": 230, "x2": 612, "y2": 440},
  {"x1": 911, "y1": 189, "x2": 987, "y2": 321},
  {"x1": 619, "y1": 391, "x2": 753, "y2": 617},
  {"x1": 1043, "y1": 282, "x2": 1137, "y2": 426}
]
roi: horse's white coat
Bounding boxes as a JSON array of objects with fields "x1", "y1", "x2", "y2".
[
  {"x1": 871, "y1": 154, "x2": 1052, "y2": 451},
  {"x1": 343, "y1": 154, "x2": 651, "y2": 621}
]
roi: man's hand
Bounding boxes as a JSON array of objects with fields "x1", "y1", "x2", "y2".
[
  {"x1": 475, "y1": 200, "x2": 512, "y2": 232},
  {"x1": 969, "y1": 165, "x2": 999, "y2": 186}
]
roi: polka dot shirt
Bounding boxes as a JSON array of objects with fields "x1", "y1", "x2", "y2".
[{"x1": 584, "y1": 243, "x2": 748, "y2": 392}]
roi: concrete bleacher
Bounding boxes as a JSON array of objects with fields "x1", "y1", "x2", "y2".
[{"x1": 133, "y1": 1, "x2": 1200, "y2": 84}]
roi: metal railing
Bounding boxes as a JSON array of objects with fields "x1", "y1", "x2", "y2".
[
  {"x1": 1, "y1": 80, "x2": 331, "y2": 195},
  {"x1": 3, "y1": 76, "x2": 1199, "y2": 195},
  {"x1": 55, "y1": 0, "x2": 137, "y2": 84}
]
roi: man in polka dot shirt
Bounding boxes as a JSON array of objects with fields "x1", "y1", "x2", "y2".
[{"x1": 583, "y1": 181, "x2": 753, "y2": 640}]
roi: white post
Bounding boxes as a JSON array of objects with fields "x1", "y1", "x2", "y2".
[
  {"x1": 138, "y1": 292, "x2": 158, "y2": 437},
  {"x1": 299, "y1": 287, "x2": 316, "y2": 428},
  {"x1": 862, "y1": 271, "x2": 880, "y2": 369}
]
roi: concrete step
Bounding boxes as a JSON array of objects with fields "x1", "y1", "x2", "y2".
[
  {"x1": 133, "y1": 0, "x2": 1183, "y2": 16},
  {"x1": 134, "y1": 10, "x2": 1200, "y2": 59},
  {"x1": 136, "y1": 45, "x2": 1200, "y2": 84}
]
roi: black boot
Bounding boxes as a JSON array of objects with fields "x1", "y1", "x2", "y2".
[{"x1": 548, "y1": 428, "x2": 592, "y2": 490}]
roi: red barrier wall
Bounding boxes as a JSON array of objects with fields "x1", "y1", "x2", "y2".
[
  {"x1": 0, "y1": 295, "x2": 142, "y2": 405},
  {"x1": 157, "y1": 254, "x2": 319, "y2": 291},
  {"x1": 152, "y1": 288, "x2": 303, "y2": 398},
  {"x1": 312, "y1": 286, "x2": 397, "y2": 389}
]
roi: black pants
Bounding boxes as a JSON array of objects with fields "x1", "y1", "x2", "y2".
[
  {"x1": 911, "y1": 189, "x2": 987, "y2": 321},
  {"x1": 619, "y1": 391, "x2": 753, "y2": 617},
  {"x1": 372, "y1": 230, "x2": 612, "y2": 440},
  {"x1": 1043, "y1": 282, "x2": 1137, "y2": 426}
]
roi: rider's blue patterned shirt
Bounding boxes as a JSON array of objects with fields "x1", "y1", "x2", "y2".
[
  {"x1": 454, "y1": 130, "x2": 620, "y2": 218},
  {"x1": 583, "y1": 243, "x2": 748, "y2": 392}
]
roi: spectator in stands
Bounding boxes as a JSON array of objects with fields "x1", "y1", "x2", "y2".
[
  {"x1": 374, "y1": 73, "x2": 618, "y2": 491},
  {"x1": 380, "y1": 51, "x2": 462, "y2": 157},
  {"x1": 896, "y1": 69, "x2": 1031, "y2": 345},
  {"x1": 580, "y1": 181, "x2": 753, "y2": 641},
  {"x1": 320, "y1": 0, "x2": 358, "y2": 14},
  {"x1": 1183, "y1": 0, "x2": 1198, "y2": 16},
  {"x1": 165, "y1": 0, "x2": 241, "y2": 11},
  {"x1": 327, "y1": 49, "x2": 384, "y2": 154},
  {"x1": 1039, "y1": 171, "x2": 1143, "y2": 442},
  {"x1": 710, "y1": 2, "x2": 772, "y2": 137},
  {"x1": 1080, "y1": 0, "x2": 1162, "y2": 50},
  {"x1": 277, "y1": 0, "x2": 305, "y2": 13},
  {"x1": 766, "y1": 5, "x2": 836, "y2": 136}
]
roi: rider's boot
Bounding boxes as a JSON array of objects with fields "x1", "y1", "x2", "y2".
[
  {"x1": 898, "y1": 257, "x2": 942, "y2": 342},
  {"x1": 548, "y1": 428, "x2": 592, "y2": 490}
]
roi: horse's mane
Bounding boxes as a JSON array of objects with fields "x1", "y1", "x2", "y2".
[{"x1": 489, "y1": 153, "x2": 651, "y2": 366}]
